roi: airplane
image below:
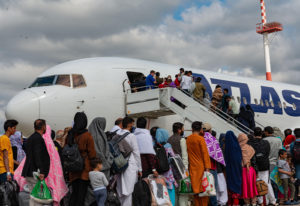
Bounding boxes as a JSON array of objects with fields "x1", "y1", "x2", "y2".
[{"x1": 5, "y1": 57, "x2": 300, "y2": 137}]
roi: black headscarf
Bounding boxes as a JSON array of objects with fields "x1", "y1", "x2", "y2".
[
  {"x1": 73, "y1": 112, "x2": 88, "y2": 135},
  {"x1": 67, "y1": 112, "x2": 88, "y2": 145},
  {"x1": 219, "y1": 133, "x2": 226, "y2": 153}
]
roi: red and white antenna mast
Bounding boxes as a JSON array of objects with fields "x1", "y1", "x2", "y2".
[{"x1": 256, "y1": 0, "x2": 283, "y2": 81}]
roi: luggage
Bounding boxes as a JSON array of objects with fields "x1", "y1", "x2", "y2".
[
  {"x1": 145, "y1": 175, "x2": 172, "y2": 206},
  {"x1": 198, "y1": 172, "x2": 216, "y2": 197},
  {"x1": 293, "y1": 141, "x2": 300, "y2": 164},
  {"x1": 30, "y1": 179, "x2": 53, "y2": 204},
  {"x1": 169, "y1": 155, "x2": 188, "y2": 181},
  {"x1": 18, "y1": 191, "x2": 30, "y2": 206},
  {"x1": 62, "y1": 135, "x2": 84, "y2": 172},
  {"x1": 256, "y1": 179, "x2": 268, "y2": 196},
  {"x1": 109, "y1": 132, "x2": 132, "y2": 174},
  {"x1": 106, "y1": 175, "x2": 120, "y2": 206},
  {"x1": 153, "y1": 143, "x2": 170, "y2": 174},
  {"x1": 0, "y1": 180, "x2": 19, "y2": 206},
  {"x1": 179, "y1": 177, "x2": 193, "y2": 194},
  {"x1": 133, "y1": 177, "x2": 152, "y2": 206}
]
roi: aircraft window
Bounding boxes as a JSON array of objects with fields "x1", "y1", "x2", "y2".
[
  {"x1": 72, "y1": 74, "x2": 86, "y2": 88},
  {"x1": 254, "y1": 99, "x2": 258, "y2": 105},
  {"x1": 55, "y1": 75, "x2": 70, "y2": 87},
  {"x1": 30, "y1": 75, "x2": 56, "y2": 87},
  {"x1": 270, "y1": 101, "x2": 274, "y2": 108},
  {"x1": 283, "y1": 102, "x2": 287, "y2": 109},
  {"x1": 260, "y1": 99, "x2": 264, "y2": 106},
  {"x1": 265, "y1": 100, "x2": 270, "y2": 107},
  {"x1": 237, "y1": 97, "x2": 241, "y2": 103},
  {"x1": 278, "y1": 101, "x2": 282, "y2": 108},
  {"x1": 243, "y1": 97, "x2": 247, "y2": 104}
]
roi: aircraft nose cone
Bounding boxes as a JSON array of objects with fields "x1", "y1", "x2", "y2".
[{"x1": 5, "y1": 89, "x2": 40, "y2": 136}]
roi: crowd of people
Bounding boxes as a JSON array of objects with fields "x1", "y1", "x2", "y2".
[
  {"x1": 131, "y1": 68, "x2": 256, "y2": 131},
  {"x1": 1, "y1": 113, "x2": 300, "y2": 206}
]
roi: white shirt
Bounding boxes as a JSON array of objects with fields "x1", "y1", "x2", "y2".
[
  {"x1": 180, "y1": 75, "x2": 192, "y2": 90},
  {"x1": 229, "y1": 99, "x2": 239, "y2": 114},
  {"x1": 110, "y1": 125, "x2": 121, "y2": 133},
  {"x1": 134, "y1": 128, "x2": 156, "y2": 155}
]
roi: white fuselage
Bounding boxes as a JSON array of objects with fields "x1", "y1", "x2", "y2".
[{"x1": 5, "y1": 57, "x2": 300, "y2": 136}]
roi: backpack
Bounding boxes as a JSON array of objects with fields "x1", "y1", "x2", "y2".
[
  {"x1": 132, "y1": 177, "x2": 152, "y2": 206},
  {"x1": 109, "y1": 132, "x2": 131, "y2": 174},
  {"x1": 293, "y1": 141, "x2": 300, "y2": 164},
  {"x1": 62, "y1": 135, "x2": 84, "y2": 172},
  {"x1": 154, "y1": 143, "x2": 170, "y2": 174},
  {"x1": 106, "y1": 130, "x2": 119, "y2": 141},
  {"x1": 0, "y1": 180, "x2": 19, "y2": 206},
  {"x1": 254, "y1": 142, "x2": 269, "y2": 170}
]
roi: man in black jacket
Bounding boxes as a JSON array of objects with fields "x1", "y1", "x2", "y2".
[
  {"x1": 22, "y1": 119, "x2": 50, "y2": 204},
  {"x1": 248, "y1": 127, "x2": 276, "y2": 205}
]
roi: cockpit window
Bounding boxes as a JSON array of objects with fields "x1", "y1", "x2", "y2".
[
  {"x1": 30, "y1": 74, "x2": 86, "y2": 88},
  {"x1": 72, "y1": 74, "x2": 86, "y2": 88},
  {"x1": 30, "y1": 76, "x2": 56, "y2": 87},
  {"x1": 56, "y1": 75, "x2": 71, "y2": 87}
]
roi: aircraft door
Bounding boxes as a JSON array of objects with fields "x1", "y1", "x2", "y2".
[{"x1": 126, "y1": 71, "x2": 146, "y2": 93}]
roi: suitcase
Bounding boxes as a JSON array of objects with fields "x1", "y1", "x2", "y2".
[{"x1": 170, "y1": 154, "x2": 188, "y2": 181}]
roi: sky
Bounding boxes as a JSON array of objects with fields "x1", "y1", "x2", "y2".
[{"x1": 0, "y1": 0, "x2": 300, "y2": 133}]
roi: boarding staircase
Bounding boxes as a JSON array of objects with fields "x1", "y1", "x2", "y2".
[{"x1": 125, "y1": 87, "x2": 255, "y2": 136}]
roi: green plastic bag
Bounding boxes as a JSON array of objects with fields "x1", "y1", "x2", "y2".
[
  {"x1": 30, "y1": 179, "x2": 53, "y2": 204},
  {"x1": 179, "y1": 177, "x2": 193, "y2": 194}
]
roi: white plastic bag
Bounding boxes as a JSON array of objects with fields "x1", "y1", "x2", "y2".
[
  {"x1": 148, "y1": 175, "x2": 172, "y2": 206},
  {"x1": 198, "y1": 171, "x2": 216, "y2": 197}
]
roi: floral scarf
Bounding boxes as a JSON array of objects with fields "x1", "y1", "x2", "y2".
[
  {"x1": 14, "y1": 126, "x2": 68, "y2": 205},
  {"x1": 204, "y1": 132, "x2": 226, "y2": 166}
]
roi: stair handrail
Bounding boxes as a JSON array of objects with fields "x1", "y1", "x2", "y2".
[
  {"x1": 176, "y1": 88, "x2": 254, "y2": 135},
  {"x1": 125, "y1": 85, "x2": 259, "y2": 135}
]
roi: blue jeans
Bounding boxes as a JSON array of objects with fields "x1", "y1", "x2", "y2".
[
  {"x1": 93, "y1": 188, "x2": 107, "y2": 206},
  {"x1": 0, "y1": 172, "x2": 13, "y2": 184},
  {"x1": 209, "y1": 170, "x2": 218, "y2": 206}
]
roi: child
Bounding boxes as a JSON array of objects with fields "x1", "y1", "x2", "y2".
[
  {"x1": 278, "y1": 149, "x2": 297, "y2": 205},
  {"x1": 89, "y1": 158, "x2": 109, "y2": 206}
]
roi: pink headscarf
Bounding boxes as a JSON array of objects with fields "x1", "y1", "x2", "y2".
[{"x1": 14, "y1": 125, "x2": 68, "y2": 205}]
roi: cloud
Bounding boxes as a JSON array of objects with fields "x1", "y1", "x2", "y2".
[{"x1": 0, "y1": 0, "x2": 300, "y2": 125}]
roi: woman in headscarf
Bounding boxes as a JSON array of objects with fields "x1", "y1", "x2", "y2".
[
  {"x1": 88, "y1": 117, "x2": 113, "y2": 179},
  {"x1": 224, "y1": 131, "x2": 242, "y2": 206},
  {"x1": 284, "y1": 134, "x2": 296, "y2": 150},
  {"x1": 67, "y1": 112, "x2": 97, "y2": 206},
  {"x1": 14, "y1": 125, "x2": 68, "y2": 206},
  {"x1": 155, "y1": 128, "x2": 178, "y2": 206},
  {"x1": 10, "y1": 131, "x2": 26, "y2": 169},
  {"x1": 238, "y1": 133, "x2": 258, "y2": 206}
]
